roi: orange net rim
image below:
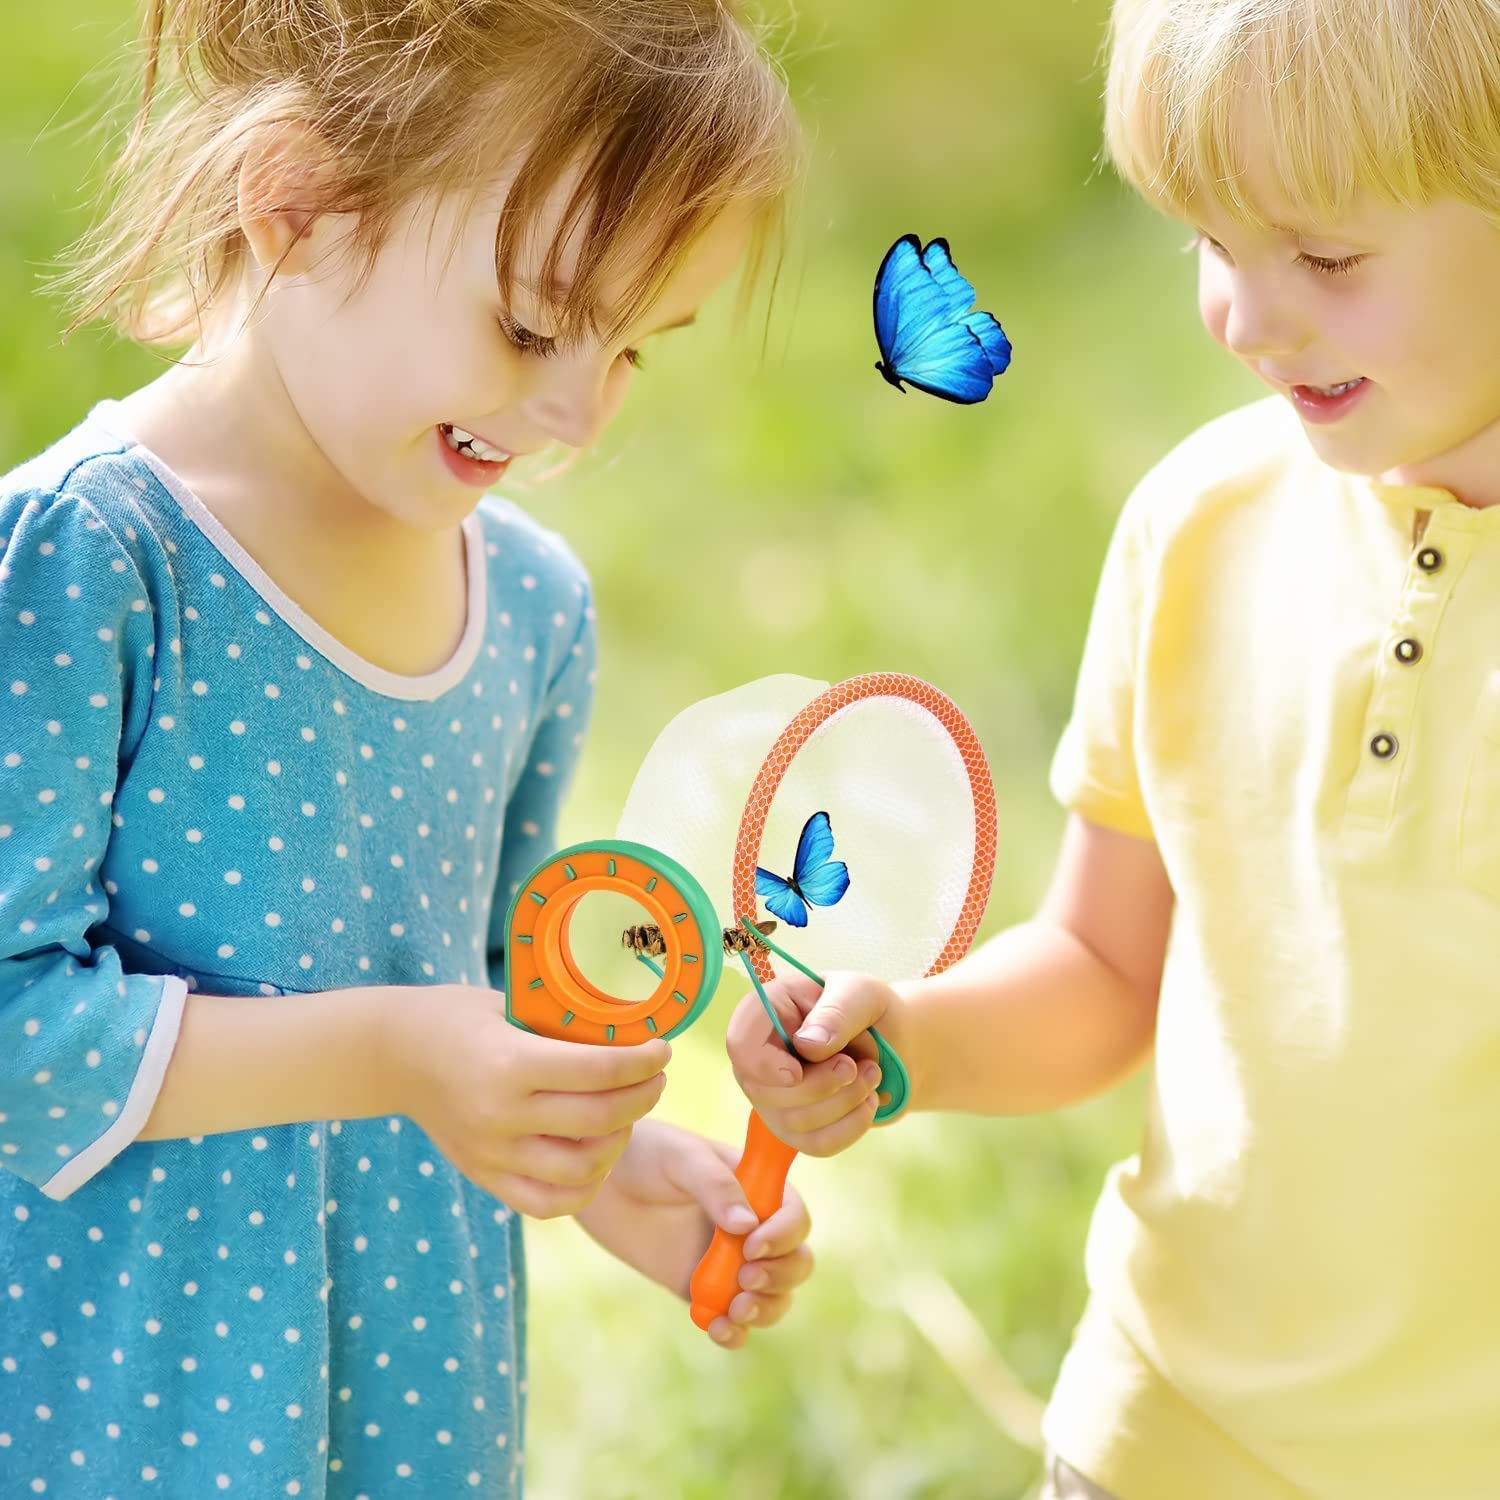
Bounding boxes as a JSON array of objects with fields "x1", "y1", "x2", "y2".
[{"x1": 729, "y1": 673, "x2": 998, "y2": 985}]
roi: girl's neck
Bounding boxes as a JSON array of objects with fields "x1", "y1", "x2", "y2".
[{"x1": 113, "y1": 308, "x2": 474, "y2": 679}]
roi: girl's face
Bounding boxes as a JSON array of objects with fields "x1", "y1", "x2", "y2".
[
  {"x1": 247, "y1": 171, "x2": 753, "y2": 531},
  {"x1": 1188, "y1": 173, "x2": 1500, "y2": 508}
]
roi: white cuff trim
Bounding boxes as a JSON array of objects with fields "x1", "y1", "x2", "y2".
[{"x1": 40, "y1": 975, "x2": 190, "y2": 1200}]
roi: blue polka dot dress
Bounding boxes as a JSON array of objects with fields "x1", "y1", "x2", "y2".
[{"x1": 0, "y1": 400, "x2": 597, "y2": 1496}]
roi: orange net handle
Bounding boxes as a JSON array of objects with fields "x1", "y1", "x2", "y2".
[{"x1": 729, "y1": 672, "x2": 997, "y2": 984}]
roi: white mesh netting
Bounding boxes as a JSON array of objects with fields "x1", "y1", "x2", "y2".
[{"x1": 616, "y1": 675, "x2": 981, "y2": 984}]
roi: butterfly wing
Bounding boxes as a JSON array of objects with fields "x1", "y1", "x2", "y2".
[
  {"x1": 875, "y1": 235, "x2": 1012, "y2": 404},
  {"x1": 756, "y1": 868, "x2": 810, "y2": 928},
  {"x1": 791, "y1": 811, "x2": 851, "y2": 910},
  {"x1": 874, "y1": 234, "x2": 950, "y2": 372},
  {"x1": 892, "y1": 315, "x2": 1013, "y2": 404},
  {"x1": 919, "y1": 238, "x2": 980, "y2": 317}
]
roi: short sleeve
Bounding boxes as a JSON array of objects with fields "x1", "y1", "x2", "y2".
[
  {"x1": 1048, "y1": 474, "x2": 1157, "y2": 840},
  {"x1": 0, "y1": 489, "x2": 187, "y2": 1198},
  {"x1": 485, "y1": 573, "x2": 598, "y2": 990}
]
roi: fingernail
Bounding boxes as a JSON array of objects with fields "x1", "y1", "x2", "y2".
[
  {"x1": 776, "y1": 1065, "x2": 798, "y2": 1085},
  {"x1": 796, "y1": 1024, "x2": 828, "y2": 1046},
  {"x1": 742, "y1": 1267, "x2": 770, "y2": 1290},
  {"x1": 860, "y1": 1062, "x2": 881, "y2": 1087},
  {"x1": 726, "y1": 1207, "x2": 758, "y2": 1233},
  {"x1": 739, "y1": 1301, "x2": 760, "y2": 1323},
  {"x1": 834, "y1": 1057, "x2": 856, "y2": 1083}
]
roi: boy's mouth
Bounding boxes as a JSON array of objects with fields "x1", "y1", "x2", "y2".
[
  {"x1": 1286, "y1": 376, "x2": 1371, "y2": 423},
  {"x1": 1296, "y1": 378, "x2": 1365, "y2": 398}
]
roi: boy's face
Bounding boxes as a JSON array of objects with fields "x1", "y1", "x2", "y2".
[
  {"x1": 1187, "y1": 172, "x2": 1500, "y2": 508},
  {"x1": 246, "y1": 169, "x2": 752, "y2": 531}
]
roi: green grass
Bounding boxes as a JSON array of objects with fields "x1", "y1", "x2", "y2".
[{"x1": 1, "y1": 3, "x2": 1267, "y2": 1495}]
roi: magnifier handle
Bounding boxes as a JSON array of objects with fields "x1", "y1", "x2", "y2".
[{"x1": 688, "y1": 1109, "x2": 797, "y2": 1331}]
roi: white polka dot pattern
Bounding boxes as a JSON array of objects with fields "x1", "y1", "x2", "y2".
[{"x1": 0, "y1": 411, "x2": 596, "y2": 1495}]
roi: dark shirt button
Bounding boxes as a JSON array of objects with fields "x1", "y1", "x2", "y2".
[
  {"x1": 1416, "y1": 547, "x2": 1443, "y2": 573},
  {"x1": 1393, "y1": 638, "x2": 1422, "y2": 664},
  {"x1": 1370, "y1": 732, "x2": 1399, "y2": 759}
]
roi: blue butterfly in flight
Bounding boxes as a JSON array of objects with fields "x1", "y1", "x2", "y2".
[
  {"x1": 755, "y1": 811, "x2": 851, "y2": 929},
  {"x1": 874, "y1": 234, "x2": 1012, "y2": 404}
]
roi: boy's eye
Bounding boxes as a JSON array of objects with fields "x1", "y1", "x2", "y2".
[
  {"x1": 1184, "y1": 232, "x2": 1363, "y2": 277},
  {"x1": 1294, "y1": 251, "x2": 1364, "y2": 277}
]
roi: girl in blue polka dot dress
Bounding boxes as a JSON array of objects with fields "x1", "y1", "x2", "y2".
[{"x1": 0, "y1": 2, "x2": 813, "y2": 1493}]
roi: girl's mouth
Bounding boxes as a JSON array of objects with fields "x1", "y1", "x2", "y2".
[{"x1": 436, "y1": 424, "x2": 512, "y2": 484}]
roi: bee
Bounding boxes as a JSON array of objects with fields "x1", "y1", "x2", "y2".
[{"x1": 622, "y1": 918, "x2": 777, "y2": 957}]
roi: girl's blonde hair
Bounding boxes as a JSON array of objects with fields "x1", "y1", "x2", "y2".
[
  {"x1": 1101, "y1": 0, "x2": 1500, "y2": 230},
  {"x1": 58, "y1": 0, "x2": 802, "y2": 347}
]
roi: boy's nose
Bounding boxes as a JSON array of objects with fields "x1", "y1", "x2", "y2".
[{"x1": 1222, "y1": 286, "x2": 1307, "y2": 364}]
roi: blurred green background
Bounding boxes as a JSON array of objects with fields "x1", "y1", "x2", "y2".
[{"x1": 1, "y1": 4, "x2": 1263, "y2": 1496}]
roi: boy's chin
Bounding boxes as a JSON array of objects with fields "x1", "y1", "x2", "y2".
[{"x1": 1296, "y1": 422, "x2": 1399, "y2": 478}]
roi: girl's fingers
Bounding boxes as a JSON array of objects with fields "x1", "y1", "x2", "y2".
[
  {"x1": 738, "y1": 1244, "x2": 814, "y2": 1296},
  {"x1": 728, "y1": 1289, "x2": 793, "y2": 1328},
  {"x1": 742, "y1": 1188, "x2": 811, "y2": 1261}
]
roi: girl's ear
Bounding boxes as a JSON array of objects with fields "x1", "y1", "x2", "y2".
[{"x1": 236, "y1": 121, "x2": 338, "y2": 281}]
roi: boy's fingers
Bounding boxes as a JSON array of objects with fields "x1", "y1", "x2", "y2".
[
  {"x1": 726, "y1": 972, "x2": 830, "y2": 1086},
  {"x1": 738, "y1": 1053, "x2": 872, "y2": 1112},
  {"x1": 791, "y1": 974, "x2": 889, "y2": 1061},
  {"x1": 778, "y1": 1089, "x2": 880, "y2": 1157},
  {"x1": 770, "y1": 1073, "x2": 877, "y2": 1139}
]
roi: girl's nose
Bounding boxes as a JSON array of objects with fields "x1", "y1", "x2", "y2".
[{"x1": 521, "y1": 351, "x2": 617, "y2": 451}]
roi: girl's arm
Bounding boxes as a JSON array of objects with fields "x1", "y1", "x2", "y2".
[
  {"x1": 726, "y1": 813, "x2": 1173, "y2": 1151},
  {"x1": 135, "y1": 984, "x2": 401, "y2": 1139}
]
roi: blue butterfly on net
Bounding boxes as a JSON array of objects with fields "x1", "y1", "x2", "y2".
[
  {"x1": 755, "y1": 811, "x2": 850, "y2": 929},
  {"x1": 874, "y1": 234, "x2": 1012, "y2": 404}
]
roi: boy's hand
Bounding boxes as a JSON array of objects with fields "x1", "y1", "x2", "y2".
[
  {"x1": 725, "y1": 969, "x2": 900, "y2": 1157},
  {"x1": 381, "y1": 984, "x2": 671, "y2": 1220},
  {"x1": 576, "y1": 1119, "x2": 814, "y2": 1349}
]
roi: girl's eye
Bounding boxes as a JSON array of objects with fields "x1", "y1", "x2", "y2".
[
  {"x1": 1294, "y1": 251, "x2": 1364, "y2": 277},
  {"x1": 499, "y1": 314, "x2": 643, "y2": 368},
  {"x1": 498, "y1": 315, "x2": 557, "y2": 359}
]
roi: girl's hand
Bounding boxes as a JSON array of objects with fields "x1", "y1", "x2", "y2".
[
  {"x1": 725, "y1": 969, "x2": 901, "y2": 1157},
  {"x1": 379, "y1": 984, "x2": 671, "y2": 1219},
  {"x1": 577, "y1": 1118, "x2": 813, "y2": 1349}
]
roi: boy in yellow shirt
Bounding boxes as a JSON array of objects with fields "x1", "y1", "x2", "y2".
[{"x1": 727, "y1": 1, "x2": 1500, "y2": 1496}]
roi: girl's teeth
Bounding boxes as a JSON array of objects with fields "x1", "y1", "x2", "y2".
[
  {"x1": 1311, "y1": 379, "x2": 1362, "y2": 397},
  {"x1": 441, "y1": 424, "x2": 510, "y2": 463}
]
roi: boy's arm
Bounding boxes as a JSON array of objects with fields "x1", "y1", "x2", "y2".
[{"x1": 888, "y1": 812, "x2": 1172, "y2": 1114}]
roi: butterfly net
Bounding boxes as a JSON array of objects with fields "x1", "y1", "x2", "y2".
[{"x1": 616, "y1": 675, "x2": 986, "y2": 985}]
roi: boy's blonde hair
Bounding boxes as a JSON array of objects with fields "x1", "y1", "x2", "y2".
[
  {"x1": 58, "y1": 0, "x2": 801, "y2": 347},
  {"x1": 1102, "y1": 0, "x2": 1500, "y2": 230}
]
